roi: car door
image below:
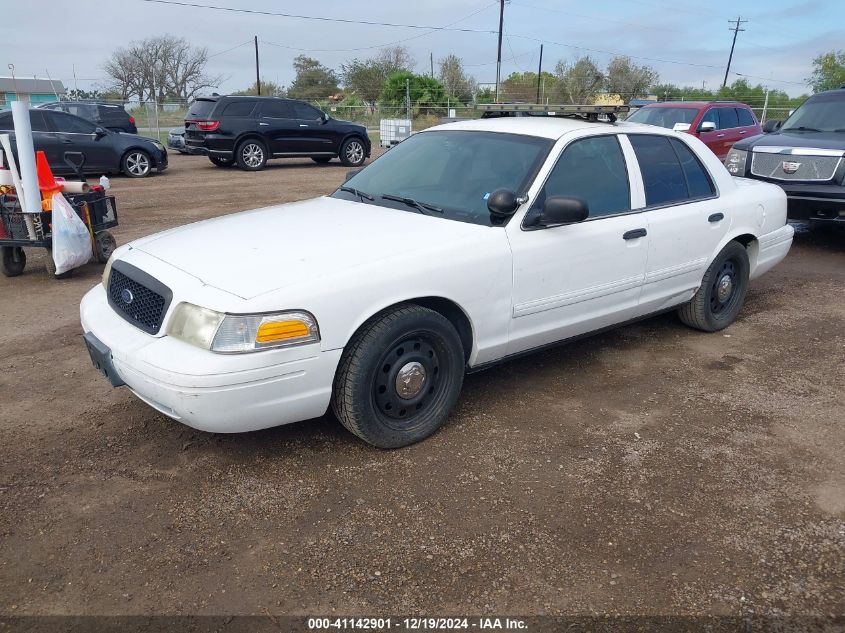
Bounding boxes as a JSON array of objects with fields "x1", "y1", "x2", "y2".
[
  {"x1": 256, "y1": 99, "x2": 298, "y2": 154},
  {"x1": 44, "y1": 111, "x2": 112, "y2": 172},
  {"x1": 288, "y1": 101, "x2": 336, "y2": 155},
  {"x1": 713, "y1": 106, "x2": 742, "y2": 160},
  {"x1": 696, "y1": 107, "x2": 724, "y2": 157},
  {"x1": 506, "y1": 133, "x2": 650, "y2": 355},
  {"x1": 735, "y1": 107, "x2": 761, "y2": 141},
  {"x1": 628, "y1": 133, "x2": 730, "y2": 313}
]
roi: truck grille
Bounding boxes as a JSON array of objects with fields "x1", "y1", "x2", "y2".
[
  {"x1": 107, "y1": 265, "x2": 172, "y2": 334},
  {"x1": 750, "y1": 152, "x2": 841, "y2": 181}
]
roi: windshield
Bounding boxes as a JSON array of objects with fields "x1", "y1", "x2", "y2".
[
  {"x1": 627, "y1": 106, "x2": 697, "y2": 129},
  {"x1": 332, "y1": 130, "x2": 553, "y2": 226},
  {"x1": 781, "y1": 93, "x2": 845, "y2": 132}
]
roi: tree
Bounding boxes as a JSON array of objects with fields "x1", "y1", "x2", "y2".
[
  {"x1": 380, "y1": 71, "x2": 447, "y2": 112},
  {"x1": 233, "y1": 79, "x2": 286, "y2": 97},
  {"x1": 287, "y1": 56, "x2": 339, "y2": 100},
  {"x1": 103, "y1": 35, "x2": 221, "y2": 102},
  {"x1": 341, "y1": 46, "x2": 415, "y2": 111},
  {"x1": 604, "y1": 56, "x2": 658, "y2": 100},
  {"x1": 554, "y1": 56, "x2": 604, "y2": 104},
  {"x1": 500, "y1": 71, "x2": 556, "y2": 102},
  {"x1": 438, "y1": 54, "x2": 476, "y2": 103},
  {"x1": 808, "y1": 50, "x2": 845, "y2": 93},
  {"x1": 66, "y1": 88, "x2": 103, "y2": 101}
]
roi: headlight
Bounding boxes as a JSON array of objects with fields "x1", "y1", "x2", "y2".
[
  {"x1": 101, "y1": 253, "x2": 115, "y2": 288},
  {"x1": 166, "y1": 303, "x2": 320, "y2": 353},
  {"x1": 725, "y1": 148, "x2": 748, "y2": 175}
]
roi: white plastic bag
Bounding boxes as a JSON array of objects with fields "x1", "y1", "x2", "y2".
[{"x1": 51, "y1": 192, "x2": 91, "y2": 275}]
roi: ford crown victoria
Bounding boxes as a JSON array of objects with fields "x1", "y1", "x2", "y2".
[{"x1": 80, "y1": 108, "x2": 794, "y2": 448}]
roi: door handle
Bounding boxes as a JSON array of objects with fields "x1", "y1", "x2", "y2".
[
  {"x1": 299, "y1": 124, "x2": 309, "y2": 128},
  {"x1": 623, "y1": 228, "x2": 647, "y2": 240},
  {"x1": 258, "y1": 122, "x2": 269, "y2": 126},
  {"x1": 708, "y1": 212, "x2": 725, "y2": 223},
  {"x1": 739, "y1": 130, "x2": 747, "y2": 134},
  {"x1": 716, "y1": 133, "x2": 725, "y2": 138}
]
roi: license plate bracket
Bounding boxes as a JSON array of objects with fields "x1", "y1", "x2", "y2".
[{"x1": 83, "y1": 332, "x2": 125, "y2": 387}]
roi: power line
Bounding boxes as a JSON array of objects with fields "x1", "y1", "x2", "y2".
[
  {"x1": 138, "y1": 0, "x2": 497, "y2": 33},
  {"x1": 208, "y1": 40, "x2": 252, "y2": 58}
]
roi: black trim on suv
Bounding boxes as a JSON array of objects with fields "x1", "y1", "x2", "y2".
[{"x1": 184, "y1": 96, "x2": 371, "y2": 170}]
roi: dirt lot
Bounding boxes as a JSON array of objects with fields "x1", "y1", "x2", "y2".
[{"x1": 0, "y1": 153, "x2": 843, "y2": 621}]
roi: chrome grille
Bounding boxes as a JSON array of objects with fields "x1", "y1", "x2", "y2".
[{"x1": 750, "y1": 152, "x2": 841, "y2": 181}]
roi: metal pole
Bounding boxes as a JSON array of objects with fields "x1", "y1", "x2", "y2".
[
  {"x1": 405, "y1": 78, "x2": 411, "y2": 121},
  {"x1": 430, "y1": 52, "x2": 434, "y2": 79},
  {"x1": 761, "y1": 87, "x2": 770, "y2": 124},
  {"x1": 536, "y1": 44, "x2": 544, "y2": 103},
  {"x1": 254, "y1": 36, "x2": 261, "y2": 95},
  {"x1": 495, "y1": 0, "x2": 505, "y2": 102},
  {"x1": 723, "y1": 16, "x2": 746, "y2": 87}
]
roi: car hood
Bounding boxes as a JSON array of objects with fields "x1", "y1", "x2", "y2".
[
  {"x1": 131, "y1": 196, "x2": 492, "y2": 300},
  {"x1": 735, "y1": 130, "x2": 845, "y2": 152}
]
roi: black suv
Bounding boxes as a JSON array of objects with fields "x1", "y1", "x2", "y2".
[
  {"x1": 726, "y1": 87, "x2": 845, "y2": 226},
  {"x1": 38, "y1": 101, "x2": 138, "y2": 134},
  {"x1": 184, "y1": 95, "x2": 370, "y2": 170}
]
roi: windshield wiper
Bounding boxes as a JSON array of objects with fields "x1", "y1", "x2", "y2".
[
  {"x1": 785, "y1": 126, "x2": 822, "y2": 132},
  {"x1": 380, "y1": 194, "x2": 443, "y2": 215},
  {"x1": 339, "y1": 186, "x2": 374, "y2": 201}
]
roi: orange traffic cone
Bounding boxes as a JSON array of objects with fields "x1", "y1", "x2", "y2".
[{"x1": 36, "y1": 151, "x2": 63, "y2": 211}]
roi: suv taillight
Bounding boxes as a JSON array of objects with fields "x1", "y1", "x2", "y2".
[
  {"x1": 195, "y1": 120, "x2": 220, "y2": 132},
  {"x1": 128, "y1": 116, "x2": 136, "y2": 124}
]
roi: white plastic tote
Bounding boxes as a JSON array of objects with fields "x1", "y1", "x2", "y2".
[{"x1": 51, "y1": 193, "x2": 91, "y2": 275}]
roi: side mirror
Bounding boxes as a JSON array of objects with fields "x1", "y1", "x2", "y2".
[
  {"x1": 539, "y1": 196, "x2": 589, "y2": 226},
  {"x1": 344, "y1": 168, "x2": 362, "y2": 182},
  {"x1": 94, "y1": 126, "x2": 107, "y2": 137},
  {"x1": 487, "y1": 188, "x2": 519, "y2": 217},
  {"x1": 698, "y1": 121, "x2": 717, "y2": 133},
  {"x1": 762, "y1": 119, "x2": 782, "y2": 133},
  {"x1": 321, "y1": 112, "x2": 330, "y2": 124},
  {"x1": 672, "y1": 122, "x2": 691, "y2": 132}
]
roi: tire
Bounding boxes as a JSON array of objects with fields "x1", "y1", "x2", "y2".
[
  {"x1": 44, "y1": 249, "x2": 74, "y2": 279},
  {"x1": 1, "y1": 246, "x2": 26, "y2": 277},
  {"x1": 121, "y1": 150, "x2": 152, "y2": 178},
  {"x1": 678, "y1": 241, "x2": 750, "y2": 332},
  {"x1": 311, "y1": 156, "x2": 333, "y2": 164},
  {"x1": 332, "y1": 305, "x2": 465, "y2": 449},
  {"x1": 235, "y1": 139, "x2": 268, "y2": 171},
  {"x1": 209, "y1": 156, "x2": 235, "y2": 168},
  {"x1": 339, "y1": 137, "x2": 366, "y2": 167},
  {"x1": 94, "y1": 230, "x2": 117, "y2": 264}
]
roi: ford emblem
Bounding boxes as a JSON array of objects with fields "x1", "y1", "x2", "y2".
[
  {"x1": 121, "y1": 288, "x2": 134, "y2": 305},
  {"x1": 782, "y1": 161, "x2": 801, "y2": 174}
]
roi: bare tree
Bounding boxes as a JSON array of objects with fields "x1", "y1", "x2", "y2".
[
  {"x1": 438, "y1": 54, "x2": 477, "y2": 102},
  {"x1": 103, "y1": 35, "x2": 222, "y2": 102},
  {"x1": 376, "y1": 46, "x2": 415, "y2": 74},
  {"x1": 341, "y1": 46, "x2": 414, "y2": 111},
  {"x1": 554, "y1": 56, "x2": 604, "y2": 104}
]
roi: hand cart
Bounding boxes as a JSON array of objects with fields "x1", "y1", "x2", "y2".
[{"x1": 0, "y1": 152, "x2": 119, "y2": 278}]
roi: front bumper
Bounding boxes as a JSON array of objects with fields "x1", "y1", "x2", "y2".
[
  {"x1": 744, "y1": 177, "x2": 845, "y2": 224},
  {"x1": 80, "y1": 284, "x2": 341, "y2": 433}
]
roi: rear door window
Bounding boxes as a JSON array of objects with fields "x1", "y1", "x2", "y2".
[
  {"x1": 259, "y1": 100, "x2": 292, "y2": 119},
  {"x1": 629, "y1": 134, "x2": 689, "y2": 206},
  {"x1": 736, "y1": 108, "x2": 756, "y2": 127},
  {"x1": 718, "y1": 107, "x2": 739, "y2": 129},
  {"x1": 669, "y1": 138, "x2": 715, "y2": 199},
  {"x1": 291, "y1": 101, "x2": 324, "y2": 120},
  {"x1": 221, "y1": 100, "x2": 257, "y2": 117}
]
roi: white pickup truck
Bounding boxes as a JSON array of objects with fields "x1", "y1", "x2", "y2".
[{"x1": 80, "y1": 108, "x2": 794, "y2": 448}]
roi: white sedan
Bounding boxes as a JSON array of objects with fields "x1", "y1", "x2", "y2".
[{"x1": 80, "y1": 113, "x2": 794, "y2": 448}]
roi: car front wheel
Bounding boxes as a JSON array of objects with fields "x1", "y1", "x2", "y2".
[
  {"x1": 236, "y1": 139, "x2": 268, "y2": 171},
  {"x1": 332, "y1": 305, "x2": 465, "y2": 448},
  {"x1": 339, "y1": 137, "x2": 366, "y2": 167},
  {"x1": 678, "y1": 241, "x2": 750, "y2": 332},
  {"x1": 122, "y1": 150, "x2": 152, "y2": 177}
]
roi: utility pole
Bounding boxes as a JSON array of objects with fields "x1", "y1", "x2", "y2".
[
  {"x1": 495, "y1": 0, "x2": 505, "y2": 102},
  {"x1": 536, "y1": 44, "x2": 544, "y2": 103},
  {"x1": 254, "y1": 36, "x2": 261, "y2": 95},
  {"x1": 723, "y1": 16, "x2": 747, "y2": 87},
  {"x1": 761, "y1": 87, "x2": 770, "y2": 123},
  {"x1": 430, "y1": 52, "x2": 434, "y2": 79}
]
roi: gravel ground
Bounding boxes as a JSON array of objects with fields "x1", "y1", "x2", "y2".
[{"x1": 0, "y1": 153, "x2": 843, "y2": 620}]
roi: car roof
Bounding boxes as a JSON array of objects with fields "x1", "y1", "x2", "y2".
[{"x1": 428, "y1": 116, "x2": 670, "y2": 140}]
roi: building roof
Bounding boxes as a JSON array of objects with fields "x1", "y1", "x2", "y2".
[{"x1": 0, "y1": 77, "x2": 66, "y2": 95}]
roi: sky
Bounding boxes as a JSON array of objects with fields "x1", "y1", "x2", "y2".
[{"x1": 4, "y1": 0, "x2": 844, "y2": 98}]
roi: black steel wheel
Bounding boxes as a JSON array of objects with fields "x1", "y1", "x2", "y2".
[
  {"x1": 332, "y1": 305, "x2": 465, "y2": 448},
  {"x1": 678, "y1": 241, "x2": 750, "y2": 332},
  {"x1": 94, "y1": 230, "x2": 117, "y2": 264},
  {"x1": 209, "y1": 156, "x2": 235, "y2": 167},
  {"x1": 339, "y1": 137, "x2": 366, "y2": 167},
  {"x1": 1, "y1": 246, "x2": 26, "y2": 277},
  {"x1": 235, "y1": 139, "x2": 268, "y2": 171}
]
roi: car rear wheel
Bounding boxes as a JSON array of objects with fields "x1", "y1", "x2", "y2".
[
  {"x1": 236, "y1": 139, "x2": 268, "y2": 171},
  {"x1": 678, "y1": 241, "x2": 750, "y2": 332},
  {"x1": 311, "y1": 156, "x2": 333, "y2": 164},
  {"x1": 122, "y1": 150, "x2": 152, "y2": 178},
  {"x1": 332, "y1": 305, "x2": 465, "y2": 448},
  {"x1": 339, "y1": 137, "x2": 366, "y2": 167},
  {"x1": 209, "y1": 156, "x2": 235, "y2": 168},
  {"x1": 1, "y1": 246, "x2": 26, "y2": 277}
]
